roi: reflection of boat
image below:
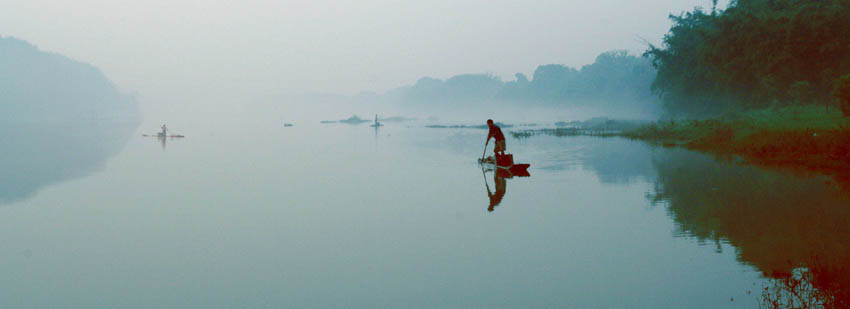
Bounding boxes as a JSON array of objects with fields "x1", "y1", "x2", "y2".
[
  {"x1": 478, "y1": 155, "x2": 530, "y2": 177},
  {"x1": 480, "y1": 154, "x2": 531, "y2": 212},
  {"x1": 141, "y1": 133, "x2": 185, "y2": 151}
]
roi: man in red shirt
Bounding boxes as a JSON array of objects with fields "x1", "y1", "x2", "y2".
[{"x1": 486, "y1": 119, "x2": 506, "y2": 157}]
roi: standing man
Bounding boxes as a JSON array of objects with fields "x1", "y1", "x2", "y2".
[{"x1": 486, "y1": 119, "x2": 506, "y2": 157}]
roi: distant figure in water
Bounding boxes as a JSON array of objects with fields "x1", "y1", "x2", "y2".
[
  {"x1": 487, "y1": 172, "x2": 506, "y2": 212},
  {"x1": 486, "y1": 119, "x2": 506, "y2": 157},
  {"x1": 371, "y1": 114, "x2": 382, "y2": 127},
  {"x1": 160, "y1": 124, "x2": 168, "y2": 137}
]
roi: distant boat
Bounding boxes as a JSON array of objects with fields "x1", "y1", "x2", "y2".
[
  {"x1": 142, "y1": 134, "x2": 185, "y2": 138},
  {"x1": 284, "y1": 123, "x2": 294, "y2": 127},
  {"x1": 370, "y1": 114, "x2": 383, "y2": 127},
  {"x1": 142, "y1": 125, "x2": 184, "y2": 138}
]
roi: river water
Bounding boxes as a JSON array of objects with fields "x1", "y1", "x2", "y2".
[{"x1": 1, "y1": 119, "x2": 848, "y2": 308}]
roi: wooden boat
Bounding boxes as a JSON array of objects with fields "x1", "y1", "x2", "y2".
[
  {"x1": 142, "y1": 134, "x2": 185, "y2": 138},
  {"x1": 478, "y1": 154, "x2": 530, "y2": 177}
]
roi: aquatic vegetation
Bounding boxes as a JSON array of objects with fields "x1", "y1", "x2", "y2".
[
  {"x1": 512, "y1": 106, "x2": 850, "y2": 190},
  {"x1": 623, "y1": 105, "x2": 850, "y2": 179},
  {"x1": 425, "y1": 122, "x2": 513, "y2": 129},
  {"x1": 511, "y1": 118, "x2": 647, "y2": 138}
]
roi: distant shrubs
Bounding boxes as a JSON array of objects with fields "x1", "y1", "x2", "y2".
[{"x1": 391, "y1": 50, "x2": 659, "y2": 115}]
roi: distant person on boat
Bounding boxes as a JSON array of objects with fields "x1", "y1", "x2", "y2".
[
  {"x1": 486, "y1": 119, "x2": 506, "y2": 157},
  {"x1": 487, "y1": 172, "x2": 506, "y2": 212},
  {"x1": 160, "y1": 124, "x2": 168, "y2": 137}
]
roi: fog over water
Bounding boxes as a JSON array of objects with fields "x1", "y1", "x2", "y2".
[
  {"x1": 15, "y1": 1, "x2": 849, "y2": 308},
  {"x1": 1, "y1": 0, "x2": 727, "y2": 115}
]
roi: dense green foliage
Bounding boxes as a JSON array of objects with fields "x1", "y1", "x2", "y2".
[
  {"x1": 646, "y1": 0, "x2": 850, "y2": 116},
  {"x1": 387, "y1": 50, "x2": 659, "y2": 116}
]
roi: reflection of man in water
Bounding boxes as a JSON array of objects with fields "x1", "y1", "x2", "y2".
[
  {"x1": 158, "y1": 134, "x2": 166, "y2": 150},
  {"x1": 487, "y1": 172, "x2": 507, "y2": 212}
]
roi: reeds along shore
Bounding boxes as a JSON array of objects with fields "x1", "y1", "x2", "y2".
[
  {"x1": 622, "y1": 106, "x2": 850, "y2": 176},
  {"x1": 512, "y1": 105, "x2": 850, "y2": 185}
]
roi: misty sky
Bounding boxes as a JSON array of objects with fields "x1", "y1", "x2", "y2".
[{"x1": 1, "y1": 0, "x2": 726, "y2": 103}]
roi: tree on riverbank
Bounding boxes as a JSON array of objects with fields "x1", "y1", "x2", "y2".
[{"x1": 646, "y1": 0, "x2": 850, "y2": 116}]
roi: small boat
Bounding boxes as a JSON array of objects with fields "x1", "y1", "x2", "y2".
[
  {"x1": 478, "y1": 154, "x2": 530, "y2": 177},
  {"x1": 142, "y1": 134, "x2": 185, "y2": 138},
  {"x1": 143, "y1": 124, "x2": 184, "y2": 138}
]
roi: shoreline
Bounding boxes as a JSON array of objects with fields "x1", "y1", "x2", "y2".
[{"x1": 511, "y1": 105, "x2": 850, "y2": 185}]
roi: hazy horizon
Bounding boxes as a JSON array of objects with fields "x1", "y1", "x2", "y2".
[
  {"x1": 1, "y1": 0, "x2": 727, "y2": 106},
  {"x1": 4, "y1": 1, "x2": 850, "y2": 307}
]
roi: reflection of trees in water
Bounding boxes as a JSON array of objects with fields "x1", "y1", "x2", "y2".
[
  {"x1": 649, "y1": 148, "x2": 850, "y2": 307},
  {"x1": 760, "y1": 264, "x2": 850, "y2": 309},
  {"x1": 576, "y1": 138, "x2": 656, "y2": 184},
  {"x1": 0, "y1": 123, "x2": 138, "y2": 205},
  {"x1": 534, "y1": 137, "x2": 656, "y2": 184}
]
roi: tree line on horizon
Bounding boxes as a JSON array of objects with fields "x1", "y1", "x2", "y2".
[
  {"x1": 383, "y1": 50, "x2": 660, "y2": 116},
  {"x1": 645, "y1": 0, "x2": 850, "y2": 116},
  {"x1": 387, "y1": 0, "x2": 850, "y2": 118}
]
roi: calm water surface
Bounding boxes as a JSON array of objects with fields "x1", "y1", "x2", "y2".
[{"x1": 1, "y1": 120, "x2": 848, "y2": 308}]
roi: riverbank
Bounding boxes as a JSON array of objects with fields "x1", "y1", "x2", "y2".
[
  {"x1": 513, "y1": 105, "x2": 850, "y2": 182},
  {"x1": 624, "y1": 106, "x2": 850, "y2": 176}
]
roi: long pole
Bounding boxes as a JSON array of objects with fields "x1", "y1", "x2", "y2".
[
  {"x1": 482, "y1": 167, "x2": 491, "y2": 193},
  {"x1": 481, "y1": 139, "x2": 489, "y2": 161}
]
